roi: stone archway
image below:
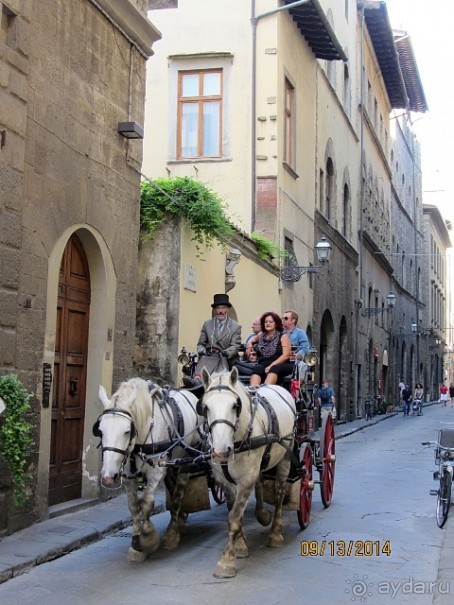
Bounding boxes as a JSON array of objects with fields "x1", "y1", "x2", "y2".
[{"x1": 38, "y1": 227, "x2": 117, "y2": 516}]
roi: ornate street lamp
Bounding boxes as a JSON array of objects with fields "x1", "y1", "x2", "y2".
[
  {"x1": 280, "y1": 236, "x2": 332, "y2": 282},
  {"x1": 364, "y1": 291, "x2": 396, "y2": 318}
]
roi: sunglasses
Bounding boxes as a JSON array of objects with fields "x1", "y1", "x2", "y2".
[{"x1": 282, "y1": 316, "x2": 291, "y2": 321}]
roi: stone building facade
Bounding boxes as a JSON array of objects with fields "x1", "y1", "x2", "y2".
[
  {"x1": 422, "y1": 205, "x2": 452, "y2": 399},
  {"x1": 0, "y1": 0, "x2": 160, "y2": 533},
  {"x1": 142, "y1": 0, "x2": 428, "y2": 421}
]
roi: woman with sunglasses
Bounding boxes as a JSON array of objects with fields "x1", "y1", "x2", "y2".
[{"x1": 245, "y1": 311, "x2": 292, "y2": 386}]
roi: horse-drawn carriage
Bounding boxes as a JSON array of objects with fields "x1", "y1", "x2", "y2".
[{"x1": 92, "y1": 348, "x2": 335, "y2": 577}]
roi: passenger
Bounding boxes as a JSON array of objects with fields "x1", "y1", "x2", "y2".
[
  {"x1": 245, "y1": 317, "x2": 261, "y2": 345},
  {"x1": 281, "y1": 309, "x2": 310, "y2": 359},
  {"x1": 246, "y1": 311, "x2": 292, "y2": 386}
]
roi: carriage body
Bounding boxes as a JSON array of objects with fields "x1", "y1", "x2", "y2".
[{"x1": 177, "y1": 347, "x2": 335, "y2": 530}]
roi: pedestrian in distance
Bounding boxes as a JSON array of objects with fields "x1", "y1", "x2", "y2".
[
  {"x1": 317, "y1": 378, "x2": 336, "y2": 420},
  {"x1": 414, "y1": 382, "x2": 424, "y2": 400},
  {"x1": 449, "y1": 383, "x2": 454, "y2": 407},
  {"x1": 413, "y1": 383, "x2": 424, "y2": 415},
  {"x1": 398, "y1": 379, "x2": 405, "y2": 401},
  {"x1": 401, "y1": 384, "x2": 412, "y2": 416},
  {"x1": 439, "y1": 382, "x2": 449, "y2": 407}
]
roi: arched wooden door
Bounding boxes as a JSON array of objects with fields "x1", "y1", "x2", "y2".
[{"x1": 49, "y1": 234, "x2": 91, "y2": 505}]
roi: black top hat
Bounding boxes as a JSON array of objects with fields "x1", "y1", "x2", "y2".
[{"x1": 211, "y1": 293, "x2": 232, "y2": 308}]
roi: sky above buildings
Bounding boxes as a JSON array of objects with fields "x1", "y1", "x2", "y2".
[{"x1": 385, "y1": 0, "x2": 454, "y2": 227}]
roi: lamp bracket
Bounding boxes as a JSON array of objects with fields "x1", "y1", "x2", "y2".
[
  {"x1": 364, "y1": 307, "x2": 390, "y2": 318},
  {"x1": 280, "y1": 265, "x2": 322, "y2": 282}
]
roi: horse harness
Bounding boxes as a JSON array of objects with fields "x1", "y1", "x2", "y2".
[
  {"x1": 203, "y1": 383, "x2": 295, "y2": 484},
  {"x1": 92, "y1": 382, "x2": 201, "y2": 476}
]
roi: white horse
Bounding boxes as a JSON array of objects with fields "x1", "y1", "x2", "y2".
[
  {"x1": 199, "y1": 367, "x2": 296, "y2": 578},
  {"x1": 94, "y1": 377, "x2": 203, "y2": 561}
]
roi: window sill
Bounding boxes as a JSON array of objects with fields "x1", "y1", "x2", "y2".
[
  {"x1": 283, "y1": 162, "x2": 299, "y2": 180},
  {"x1": 168, "y1": 157, "x2": 232, "y2": 164}
]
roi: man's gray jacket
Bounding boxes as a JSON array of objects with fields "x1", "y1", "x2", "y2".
[{"x1": 197, "y1": 318, "x2": 242, "y2": 365}]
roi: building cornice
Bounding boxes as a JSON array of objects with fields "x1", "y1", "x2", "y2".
[{"x1": 89, "y1": 0, "x2": 161, "y2": 58}]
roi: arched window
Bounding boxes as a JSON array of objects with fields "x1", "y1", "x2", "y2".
[
  {"x1": 326, "y1": 158, "x2": 334, "y2": 221},
  {"x1": 343, "y1": 183, "x2": 350, "y2": 238},
  {"x1": 343, "y1": 62, "x2": 350, "y2": 117},
  {"x1": 401, "y1": 251, "x2": 406, "y2": 289}
]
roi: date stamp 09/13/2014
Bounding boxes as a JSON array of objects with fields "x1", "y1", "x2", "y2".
[{"x1": 300, "y1": 540, "x2": 392, "y2": 557}]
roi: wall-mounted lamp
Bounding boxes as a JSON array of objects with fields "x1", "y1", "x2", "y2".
[
  {"x1": 280, "y1": 236, "x2": 332, "y2": 282},
  {"x1": 117, "y1": 121, "x2": 144, "y2": 140},
  {"x1": 364, "y1": 291, "x2": 396, "y2": 318}
]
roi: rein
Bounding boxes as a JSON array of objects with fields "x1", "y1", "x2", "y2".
[{"x1": 133, "y1": 384, "x2": 204, "y2": 466}]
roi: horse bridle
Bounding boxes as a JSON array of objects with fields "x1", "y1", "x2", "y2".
[
  {"x1": 92, "y1": 408, "x2": 137, "y2": 458},
  {"x1": 200, "y1": 384, "x2": 243, "y2": 434}
]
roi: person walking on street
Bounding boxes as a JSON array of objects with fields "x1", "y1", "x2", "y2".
[
  {"x1": 439, "y1": 382, "x2": 449, "y2": 406},
  {"x1": 317, "y1": 378, "x2": 336, "y2": 419},
  {"x1": 401, "y1": 384, "x2": 412, "y2": 416},
  {"x1": 449, "y1": 383, "x2": 454, "y2": 407}
]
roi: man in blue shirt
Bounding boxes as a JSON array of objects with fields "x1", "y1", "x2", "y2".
[{"x1": 282, "y1": 309, "x2": 310, "y2": 358}]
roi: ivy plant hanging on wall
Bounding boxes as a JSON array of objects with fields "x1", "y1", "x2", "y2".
[{"x1": 140, "y1": 177, "x2": 234, "y2": 256}]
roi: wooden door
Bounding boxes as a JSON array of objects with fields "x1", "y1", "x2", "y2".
[{"x1": 49, "y1": 234, "x2": 90, "y2": 505}]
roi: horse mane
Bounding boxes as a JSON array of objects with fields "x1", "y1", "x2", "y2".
[
  {"x1": 210, "y1": 370, "x2": 248, "y2": 396},
  {"x1": 111, "y1": 377, "x2": 159, "y2": 428}
]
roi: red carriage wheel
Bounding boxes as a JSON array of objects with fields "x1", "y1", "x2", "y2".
[
  {"x1": 319, "y1": 413, "x2": 336, "y2": 508},
  {"x1": 297, "y1": 443, "x2": 314, "y2": 529}
]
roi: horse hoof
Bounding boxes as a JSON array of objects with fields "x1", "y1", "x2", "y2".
[
  {"x1": 234, "y1": 546, "x2": 249, "y2": 559},
  {"x1": 267, "y1": 535, "x2": 284, "y2": 549},
  {"x1": 255, "y1": 509, "x2": 272, "y2": 526},
  {"x1": 162, "y1": 535, "x2": 180, "y2": 551},
  {"x1": 139, "y1": 531, "x2": 160, "y2": 554},
  {"x1": 214, "y1": 563, "x2": 237, "y2": 578},
  {"x1": 127, "y1": 547, "x2": 147, "y2": 562}
]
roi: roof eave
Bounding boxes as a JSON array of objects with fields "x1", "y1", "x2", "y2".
[
  {"x1": 361, "y1": 0, "x2": 408, "y2": 110},
  {"x1": 284, "y1": 0, "x2": 347, "y2": 62}
]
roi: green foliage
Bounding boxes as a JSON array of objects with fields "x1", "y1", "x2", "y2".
[
  {"x1": 0, "y1": 374, "x2": 34, "y2": 507},
  {"x1": 250, "y1": 232, "x2": 289, "y2": 262},
  {"x1": 140, "y1": 177, "x2": 234, "y2": 255}
]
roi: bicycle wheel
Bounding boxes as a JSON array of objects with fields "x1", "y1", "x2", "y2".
[{"x1": 436, "y1": 470, "x2": 452, "y2": 528}]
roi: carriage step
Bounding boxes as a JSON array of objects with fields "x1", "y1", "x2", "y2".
[{"x1": 430, "y1": 489, "x2": 439, "y2": 496}]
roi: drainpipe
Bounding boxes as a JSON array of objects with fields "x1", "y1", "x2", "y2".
[
  {"x1": 354, "y1": 3, "x2": 366, "y2": 419},
  {"x1": 250, "y1": 0, "x2": 312, "y2": 231}
]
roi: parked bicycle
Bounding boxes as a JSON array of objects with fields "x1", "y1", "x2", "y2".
[{"x1": 422, "y1": 429, "x2": 454, "y2": 528}]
